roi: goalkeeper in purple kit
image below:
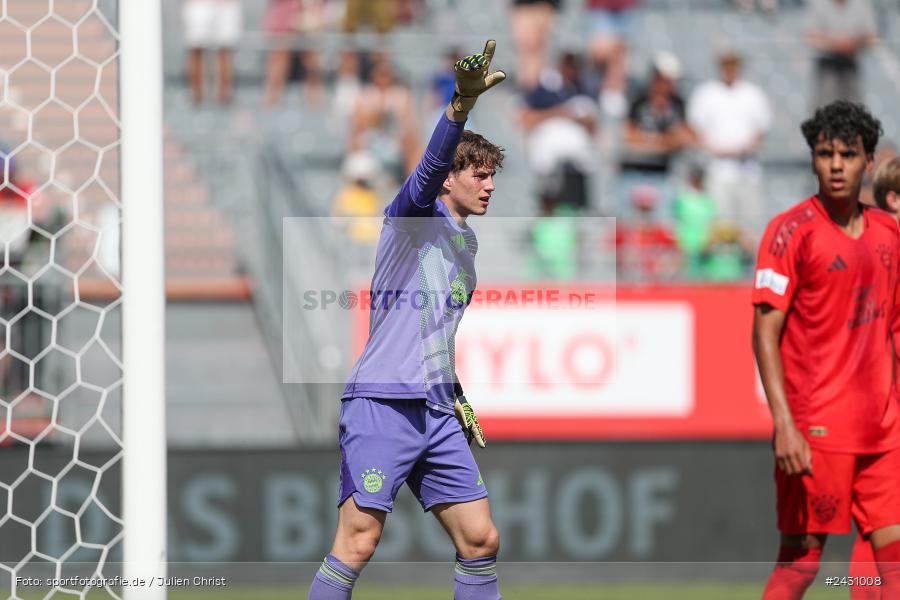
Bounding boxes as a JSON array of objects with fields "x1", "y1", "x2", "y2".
[{"x1": 307, "y1": 41, "x2": 506, "y2": 600}]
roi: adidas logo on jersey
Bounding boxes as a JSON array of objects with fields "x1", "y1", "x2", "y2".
[{"x1": 827, "y1": 255, "x2": 847, "y2": 272}]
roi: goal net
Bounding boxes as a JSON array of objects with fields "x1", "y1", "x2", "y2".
[{"x1": 1, "y1": 1, "x2": 161, "y2": 597}]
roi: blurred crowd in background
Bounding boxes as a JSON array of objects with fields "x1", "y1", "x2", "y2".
[
  {"x1": 1, "y1": 0, "x2": 900, "y2": 443},
  {"x1": 137, "y1": 1, "x2": 891, "y2": 283},
  {"x1": 4, "y1": 0, "x2": 898, "y2": 304}
]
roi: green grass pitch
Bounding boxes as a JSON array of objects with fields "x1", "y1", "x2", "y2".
[
  {"x1": 29, "y1": 581, "x2": 850, "y2": 600},
  {"x1": 20, "y1": 582, "x2": 854, "y2": 599},
  {"x1": 163, "y1": 583, "x2": 847, "y2": 599}
]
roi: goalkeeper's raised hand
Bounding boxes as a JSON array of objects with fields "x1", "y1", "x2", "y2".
[
  {"x1": 454, "y1": 396, "x2": 486, "y2": 449},
  {"x1": 451, "y1": 39, "x2": 507, "y2": 114}
]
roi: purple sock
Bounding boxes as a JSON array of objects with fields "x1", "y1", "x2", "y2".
[
  {"x1": 454, "y1": 554, "x2": 501, "y2": 600},
  {"x1": 308, "y1": 554, "x2": 359, "y2": 600}
]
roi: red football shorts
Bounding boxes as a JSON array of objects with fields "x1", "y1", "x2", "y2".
[{"x1": 775, "y1": 446, "x2": 900, "y2": 535}]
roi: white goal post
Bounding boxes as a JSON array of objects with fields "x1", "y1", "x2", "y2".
[
  {"x1": 0, "y1": 0, "x2": 167, "y2": 598},
  {"x1": 120, "y1": 0, "x2": 167, "y2": 598}
]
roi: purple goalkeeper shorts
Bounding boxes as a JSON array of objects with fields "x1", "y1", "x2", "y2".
[{"x1": 338, "y1": 397, "x2": 487, "y2": 512}]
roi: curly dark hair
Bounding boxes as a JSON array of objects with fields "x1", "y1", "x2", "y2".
[
  {"x1": 452, "y1": 130, "x2": 505, "y2": 173},
  {"x1": 800, "y1": 101, "x2": 883, "y2": 156}
]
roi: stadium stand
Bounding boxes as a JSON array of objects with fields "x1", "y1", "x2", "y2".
[
  {"x1": 149, "y1": 0, "x2": 900, "y2": 443},
  {"x1": 11, "y1": 0, "x2": 896, "y2": 446}
]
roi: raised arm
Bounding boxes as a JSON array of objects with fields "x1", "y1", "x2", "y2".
[
  {"x1": 386, "y1": 40, "x2": 506, "y2": 218},
  {"x1": 386, "y1": 113, "x2": 467, "y2": 217}
]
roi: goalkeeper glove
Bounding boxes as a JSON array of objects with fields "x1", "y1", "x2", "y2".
[
  {"x1": 451, "y1": 39, "x2": 507, "y2": 113},
  {"x1": 454, "y1": 396, "x2": 486, "y2": 448}
]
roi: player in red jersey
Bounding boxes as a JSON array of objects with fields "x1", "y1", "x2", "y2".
[
  {"x1": 753, "y1": 101, "x2": 900, "y2": 599},
  {"x1": 848, "y1": 156, "x2": 900, "y2": 600}
]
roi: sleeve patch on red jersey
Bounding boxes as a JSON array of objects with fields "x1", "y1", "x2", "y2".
[{"x1": 755, "y1": 268, "x2": 789, "y2": 295}]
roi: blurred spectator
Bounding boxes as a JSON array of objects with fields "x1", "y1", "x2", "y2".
[
  {"x1": 348, "y1": 54, "x2": 419, "y2": 184},
  {"x1": 430, "y1": 49, "x2": 460, "y2": 110},
  {"x1": 699, "y1": 222, "x2": 754, "y2": 281},
  {"x1": 736, "y1": 0, "x2": 779, "y2": 15},
  {"x1": 587, "y1": 0, "x2": 638, "y2": 117},
  {"x1": 687, "y1": 51, "x2": 771, "y2": 229},
  {"x1": 333, "y1": 152, "x2": 383, "y2": 245},
  {"x1": 614, "y1": 185, "x2": 680, "y2": 280},
  {"x1": 529, "y1": 202, "x2": 579, "y2": 281},
  {"x1": 510, "y1": 0, "x2": 561, "y2": 89},
  {"x1": 332, "y1": 48, "x2": 364, "y2": 121},
  {"x1": 517, "y1": 53, "x2": 598, "y2": 212},
  {"x1": 806, "y1": 0, "x2": 877, "y2": 107},
  {"x1": 263, "y1": 0, "x2": 327, "y2": 107},
  {"x1": 861, "y1": 142, "x2": 897, "y2": 206},
  {"x1": 426, "y1": 48, "x2": 462, "y2": 128},
  {"x1": 344, "y1": 0, "x2": 397, "y2": 34},
  {"x1": 672, "y1": 164, "x2": 717, "y2": 279},
  {"x1": 182, "y1": 0, "x2": 242, "y2": 105},
  {"x1": 619, "y1": 51, "x2": 693, "y2": 220},
  {"x1": 395, "y1": 0, "x2": 423, "y2": 26}
]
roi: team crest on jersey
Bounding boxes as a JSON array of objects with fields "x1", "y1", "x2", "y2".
[
  {"x1": 811, "y1": 494, "x2": 839, "y2": 523},
  {"x1": 361, "y1": 468, "x2": 386, "y2": 493},
  {"x1": 450, "y1": 268, "x2": 471, "y2": 303},
  {"x1": 877, "y1": 244, "x2": 893, "y2": 272}
]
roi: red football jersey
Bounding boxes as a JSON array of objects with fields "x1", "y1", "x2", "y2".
[{"x1": 752, "y1": 196, "x2": 900, "y2": 453}]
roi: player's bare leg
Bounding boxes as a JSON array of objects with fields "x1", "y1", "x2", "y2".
[
  {"x1": 762, "y1": 533, "x2": 826, "y2": 600},
  {"x1": 870, "y1": 525, "x2": 900, "y2": 596},
  {"x1": 870, "y1": 525, "x2": 900, "y2": 549},
  {"x1": 308, "y1": 496, "x2": 385, "y2": 599},
  {"x1": 331, "y1": 496, "x2": 386, "y2": 571},
  {"x1": 433, "y1": 498, "x2": 501, "y2": 599},
  {"x1": 433, "y1": 498, "x2": 499, "y2": 558}
]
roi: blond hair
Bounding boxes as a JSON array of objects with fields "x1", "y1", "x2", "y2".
[{"x1": 874, "y1": 157, "x2": 900, "y2": 209}]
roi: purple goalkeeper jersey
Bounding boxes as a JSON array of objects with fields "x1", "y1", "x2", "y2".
[{"x1": 342, "y1": 114, "x2": 477, "y2": 415}]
